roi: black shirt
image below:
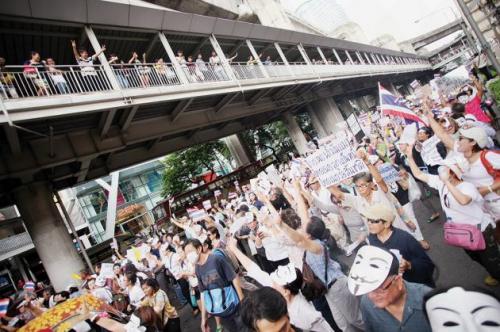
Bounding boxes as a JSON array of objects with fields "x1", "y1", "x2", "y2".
[{"x1": 369, "y1": 228, "x2": 435, "y2": 287}]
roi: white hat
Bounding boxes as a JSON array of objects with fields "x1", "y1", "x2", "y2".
[
  {"x1": 459, "y1": 127, "x2": 488, "y2": 148},
  {"x1": 440, "y1": 155, "x2": 470, "y2": 180},
  {"x1": 270, "y1": 263, "x2": 297, "y2": 286}
]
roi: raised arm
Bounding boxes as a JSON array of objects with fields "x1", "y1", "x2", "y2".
[
  {"x1": 403, "y1": 144, "x2": 429, "y2": 183},
  {"x1": 358, "y1": 149, "x2": 388, "y2": 193},
  {"x1": 170, "y1": 217, "x2": 187, "y2": 230},
  {"x1": 275, "y1": 214, "x2": 322, "y2": 254},
  {"x1": 70, "y1": 40, "x2": 80, "y2": 62},
  {"x1": 422, "y1": 100, "x2": 455, "y2": 151},
  {"x1": 92, "y1": 45, "x2": 106, "y2": 60}
]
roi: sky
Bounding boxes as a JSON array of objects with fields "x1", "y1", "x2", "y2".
[{"x1": 282, "y1": 0, "x2": 460, "y2": 49}]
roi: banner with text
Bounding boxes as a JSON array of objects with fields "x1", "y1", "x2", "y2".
[{"x1": 305, "y1": 138, "x2": 368, "y2": 187}]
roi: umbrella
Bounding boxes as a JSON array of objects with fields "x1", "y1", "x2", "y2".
[{"x1": 19, "y1": 294, "x2": 115, "y2": 332}]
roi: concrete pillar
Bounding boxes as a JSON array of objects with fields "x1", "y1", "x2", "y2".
[
  {"x1": 355, "y1": 96, "x2": 370, "y2": 113},
  {"x1": 281, "y1": 112, "x2": 309, "y2": 155},
  {"x1": 306, "y1": 104, "x2": 328, "y2": 138},
  {"x1": 14, "y1": 182, "x2": 85, "y2": 292},
  {"x1": 223, "y1": 134, "x2": 252, "y2": 168},
  {"x1": 308, "y1": 98, "x2": 345, "y2": 136}
]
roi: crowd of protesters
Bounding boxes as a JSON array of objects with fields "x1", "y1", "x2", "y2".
[{"x1": 1, "y1": 57, "x2": 500, "y2": 332}]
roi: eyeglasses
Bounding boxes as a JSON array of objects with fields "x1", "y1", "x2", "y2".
[
  {"x1": 367, "y1": 218, "x2": 384, "y2": 224},
  {"x1": 355, "y1": 183, "x2": 370, "y2": 189}
]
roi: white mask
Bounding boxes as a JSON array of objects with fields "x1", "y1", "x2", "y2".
[
  {"x1": 347, "y1": 246, "x2": 393, "y2": 296},
  {"x1": 187, "y1": 251, "x2": 199, "y2": 264},
  {"x1": 425, "y1": 287, "x2": 500, "y2": 332}
]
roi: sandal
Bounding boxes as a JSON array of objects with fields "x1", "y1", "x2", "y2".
[{"x1": 427, "y1": 213, "x2": 439, "y2": 223}]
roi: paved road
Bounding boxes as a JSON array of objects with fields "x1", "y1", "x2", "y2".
[{"x1": 173, "y1": 194, "x2": 499, "y2": 331}]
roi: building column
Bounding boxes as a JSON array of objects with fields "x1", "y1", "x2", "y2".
[
  {"x1": 311, "y1": 98, "x2": 345, "y2": 136},
  {"x1": 281, "y1": 112, "x2": 309, "y2": 155},
  {"x1": 223, "y1": 134, "x2": 252, "y2": 168},
  {"x1": 306, "y1": 104, "x2": 328, "y2": 138},
  {"x1": 14, "y1": 182, "x2": 85, "y2": 292}
]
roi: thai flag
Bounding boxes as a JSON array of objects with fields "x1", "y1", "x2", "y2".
[
  {"x1": 186, "y1": 207, "x2": 207, "y2": 221},
  {"x1": 23, "y1": 281, "x2": 35, "y2": 292},
  {"x1": 0, "y1": 298, "x2": 9, "y2": 317},
  {"x1": 378, "y1": 83, "x2": 427, "y2": 125}
]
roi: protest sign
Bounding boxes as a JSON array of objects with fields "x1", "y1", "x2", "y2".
[
  {"x1": 99, "y1": 263, "x2": 115, "y2": 279},
  {"x1": 214, "y1": 189, "x2": 222, "y2": 197},
  {"x1": 265, "y1": 165, "x2": 282, "y2": 187},
  {"x1": 377, "y1": 163, "x2": 401, "y2": 183},
  {"x1": 398, "y1": 123, "x2": 417, "y2": 145},
  {"x1": 202, "y1": 200, "x2": 212, "y2": 211},
  {"x1": 305, "y1": 138, "x2": 368, "y2": 187},
  {"x1": 421, "y1": 135, "x2": 444, "y2": 166},
  {"x1": 346, "y1": 113, "x2": 362, "y2": 136}
]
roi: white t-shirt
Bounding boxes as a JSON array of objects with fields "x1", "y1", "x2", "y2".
[
  {"x1": 127, "y1": 283, "x2": 145, "y2": 307},
  {"x1": 245, "y1": 262, "x2": 334, "y2": 332},
  {"x1": 260, "y1": 226, "x2": 289, "y2": 262},
  {"x1": 427, "y1": 174, "x2": 493, "y2": 231},
  {"x1": 464, "y1": 152, "x2": 500, "y2": 202}
]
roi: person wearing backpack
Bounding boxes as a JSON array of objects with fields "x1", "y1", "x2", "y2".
[{"x1": 184, "y1": 238, "x2": 244, "y2": 332}]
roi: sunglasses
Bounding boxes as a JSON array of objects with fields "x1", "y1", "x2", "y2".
[{"x1": 367, "y1": 218, "x2": 385, "y2": 224}]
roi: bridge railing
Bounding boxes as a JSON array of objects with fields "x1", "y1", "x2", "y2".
[
  {"x1": 1, "y1": 61, "x2": 430, "y2": 101},
  {"x1": 230, "y1": 62, "x2": 266, "y2": 80},
  {"x1": 111, "y1": 63, "x2": 181, "y2": 88},
  {"x1": 0, "y1": 65, "x2": 113, "y2": 99}
]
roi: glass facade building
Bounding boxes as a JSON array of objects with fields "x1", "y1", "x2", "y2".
[{"x1": 75, "y1": 160, "x2": 165, "y2": 244}]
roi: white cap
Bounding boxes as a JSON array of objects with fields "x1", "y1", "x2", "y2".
[{"x1": 459, "y1": 127, "x2": 488, "y2": 148}]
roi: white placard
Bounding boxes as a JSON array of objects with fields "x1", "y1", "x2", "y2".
[
  {"x1": 99, "y1": 263, "x2": 115, "y2": 279},
  {"x1": 265, "y1": 165, "x2": 282, "y2": 187},
  {"x1": 305, "y1": 138, "x2": 368, "y2": 187},
  {"x1": 420, "y1": 135, "x2": 444, "y2": 166},
  {"x1": 346, "y1": 113, "x2": 362, "y2": 135},
  {"x1": 214, "y1": 190, "x2": 222, "y2": 197},
  {"x1": 202, "y1": 200, "x2": 212, "y2": 211},
  {"x1": 377, "y1": 163, "x2": 401, "y2": 183}
]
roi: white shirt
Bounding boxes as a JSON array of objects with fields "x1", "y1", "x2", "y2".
[
  {"x1": 163, "y1": 252, "x2": 183, "y2": 280},
  {"x1": 427, "y1": 175, "x2": 493, "y2": 231},
  {"x1": 127, "y1": 283, "x2": 145, "y2": 307},
  {"x1": 91, "y1": 287, "x2": 113, "y2": 304},
  {"x1": 462, "y1": 152, "x2": 500, "y2": 202},
  {"x1": 260, "y1": 226, "x2": 289, "y2": 262}
]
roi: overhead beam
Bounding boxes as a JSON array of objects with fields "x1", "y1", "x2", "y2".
[
  {"x1": 247, "y1": 89, "x2": 270, "y2": 105},
  {"x1": 98, "y1": 108, "x2": 117, "y2": 138},
  {"x1": 170, "y1": 98, "x2": 194, "y2": 122},
  {"x1": 119, "y1": 105, "x2": 139, "y2": 133},
  {"x1": 3, "y1": 125, "x2": 21, "y2": 155},
  {"x1": 214, "y1": 93, "x2": 238, "y2": 113}
]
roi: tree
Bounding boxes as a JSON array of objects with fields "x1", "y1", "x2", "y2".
[
  {"x1": 239, "y1": 120, "x2": 296, "y2": 162},
  {"x1": 161, "y1": 140, "x2": 229, "y2": 197}
]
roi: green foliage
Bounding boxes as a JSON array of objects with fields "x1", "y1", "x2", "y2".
[
  {"x1": 239, "y1": 120, "x2": 296, "y2": 161},
  {"x1": 161, "y1": 140, "x2": 229, "y2": 197},
  {"x1": 486, "y1": 78, "x2": 500, "y2": 105}
]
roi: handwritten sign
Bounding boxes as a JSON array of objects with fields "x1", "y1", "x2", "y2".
[
  {"x1": 214, "y1": 189, "x2": 222, "y2": 197},
  {"x1": 378, "y1": 163, "x2": 401, "y2": 183},
  {"x1": 421, "y1": 135, "x2": 444, "y2": 166},
  {"x1": 305, "y1": 138, "x2": 368, "y2": 187}
]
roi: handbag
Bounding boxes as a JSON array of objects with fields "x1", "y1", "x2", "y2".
[
  {"x1": 301, "y1": 245, "x2": 328, "y2": 302},
  {"x1": 443, "y1": 222, "x2": 485, "y2": 251},
  {"x1": 439, "y1": 183, "x2": 486, "y2": 251}
]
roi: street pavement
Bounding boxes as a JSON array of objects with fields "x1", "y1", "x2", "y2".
[{"x1": 173, "y1": 194, "x2": 499, "y2": 331}]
